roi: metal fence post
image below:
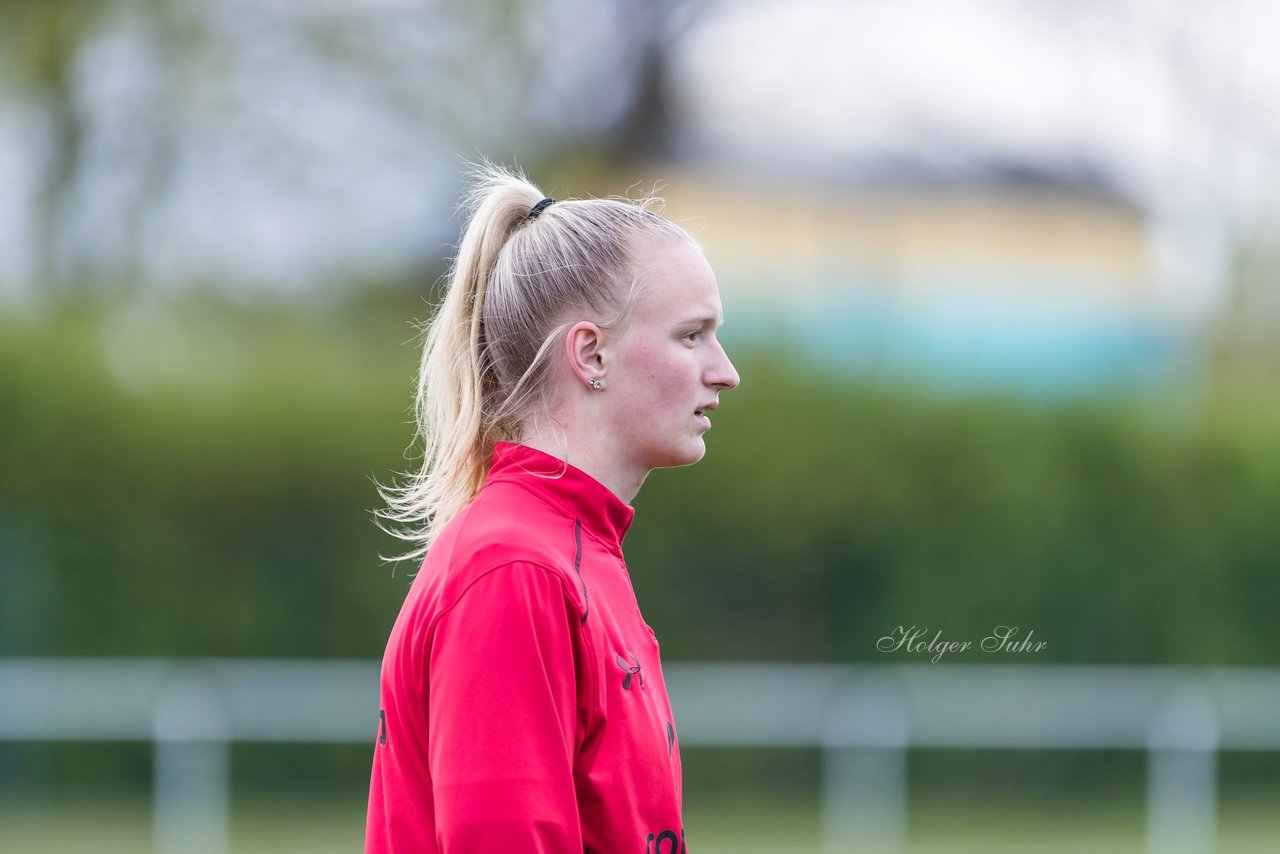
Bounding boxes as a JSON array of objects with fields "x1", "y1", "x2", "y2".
[
  {"x1": 152, "y1": 669, "x2": 231, "y2": 854},
  {"x1": 821, "y1": 679, "x2": 908, "y2": 853},
  {"x1": 1146, "y1": 680, "x2": 1217, "y2": 854}
]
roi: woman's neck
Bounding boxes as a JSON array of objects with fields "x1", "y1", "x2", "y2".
[{"x1": 515, "y1": 429, "x2": 645, "y2": 505}]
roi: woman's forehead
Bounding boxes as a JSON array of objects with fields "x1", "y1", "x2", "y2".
[{"x1": 633, "y1": 239, "x2": 721, "y2": 320}]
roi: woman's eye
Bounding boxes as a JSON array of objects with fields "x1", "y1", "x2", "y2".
[{"x1": 683, "y1": 330, "x2": 701, "y2": 342}]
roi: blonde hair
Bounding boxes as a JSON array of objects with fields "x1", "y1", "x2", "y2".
[{"x1": 375, "y1": 161, "x2": 694, "y2": 565}]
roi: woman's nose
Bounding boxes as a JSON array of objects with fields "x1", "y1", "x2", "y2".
[{"x1": 711, "y1": 342, "x2": 740, "y2": 390}]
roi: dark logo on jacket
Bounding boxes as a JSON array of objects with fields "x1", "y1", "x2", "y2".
[{"x1": 615, "y1": 653, "x2": 643, "y2": 690}]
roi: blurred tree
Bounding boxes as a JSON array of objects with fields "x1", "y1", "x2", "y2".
[
  {"x1": 1, "y1": 0, "x2": 101, "y2": 292},
  {"x1": 603, "y1": 0, "x2": 725, "y2": 165},
  {"x1": 607, "y1": 0, "x2": 681, "y2": 162},
  {"x1": 0, "y1": 0, "x2": 693, "y2": 301},
  {"x1": 0, "y1": 0, "x2": 210, "y2": 298}
]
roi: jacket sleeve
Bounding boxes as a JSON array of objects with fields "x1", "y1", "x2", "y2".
[{"x1": 427, "y1": 560, "x2": 586, "y2": 852}]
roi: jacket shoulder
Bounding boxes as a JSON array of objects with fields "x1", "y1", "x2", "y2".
[{"x1": 424, "y1": 481, "x2": 582, "y2": 609}]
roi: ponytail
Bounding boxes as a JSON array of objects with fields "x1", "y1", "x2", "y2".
[{"x1": 375, "y1": 161, "x2": 692, "y2": 566}]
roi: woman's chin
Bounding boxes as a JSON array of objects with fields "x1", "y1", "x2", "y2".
[
  {"x1": 669, "y1": 439, "x2": 707, "y2": 469},
  {"x1": 637, "y1": 436, "x2": 708, "y2": 472}
]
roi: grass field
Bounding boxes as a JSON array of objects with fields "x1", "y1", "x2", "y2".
[{"x1": 1, "y1": 793, "x2": 1278, "y2": 853}]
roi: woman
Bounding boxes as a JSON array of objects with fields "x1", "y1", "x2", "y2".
[{"x1": 366, "y1": 162, "x2": 740, "y2": 853}]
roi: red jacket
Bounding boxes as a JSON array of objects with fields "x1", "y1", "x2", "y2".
[{"x1": 366, "y1": 441, "x2": 686, "y2": 853}]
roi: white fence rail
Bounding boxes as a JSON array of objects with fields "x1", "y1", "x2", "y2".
[{"x1": 4, "y1": 660, "x2": 1279, "y2": 852}]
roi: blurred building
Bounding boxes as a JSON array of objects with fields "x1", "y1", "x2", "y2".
[{"x1": 659, "y1": 168, "x2": 1177, "y2": 397}]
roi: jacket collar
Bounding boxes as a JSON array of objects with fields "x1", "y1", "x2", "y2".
[{"x1": 485, "y1": 441, "x2": 635, "y2": 552}]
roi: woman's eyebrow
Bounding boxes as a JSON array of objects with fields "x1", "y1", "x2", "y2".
[{"x1": 678, "y1": 314, "x2": 724, "y2": 328}]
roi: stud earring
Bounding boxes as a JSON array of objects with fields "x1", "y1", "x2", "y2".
[{"x1": 589, "y1": 378, "x2": 603, "y2": 390}]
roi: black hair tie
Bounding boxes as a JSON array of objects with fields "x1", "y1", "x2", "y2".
[{"x1": 528, "y1": 197, "x2": 556, "y2": 220}]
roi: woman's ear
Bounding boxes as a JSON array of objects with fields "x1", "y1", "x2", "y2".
[{"x1": 565, "y1": 320, "x2": 607, "y2": 389}]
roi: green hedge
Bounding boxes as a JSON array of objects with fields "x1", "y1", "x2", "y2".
[{"x1": 2, "y1": 295, "x2": 1279, "y2": 667}]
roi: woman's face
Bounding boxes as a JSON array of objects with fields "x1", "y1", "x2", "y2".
[{"x1": 604, "y1": 237, "x2": 740, "y2": 473}]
